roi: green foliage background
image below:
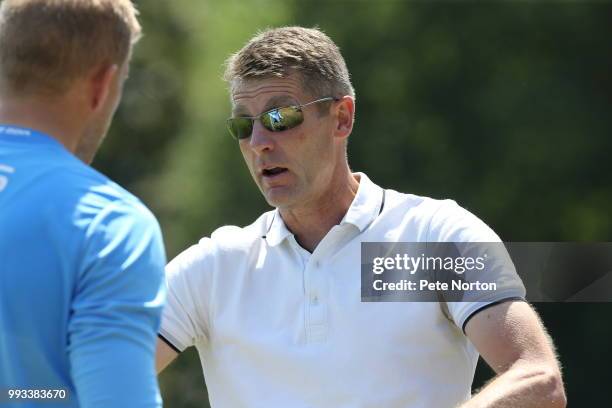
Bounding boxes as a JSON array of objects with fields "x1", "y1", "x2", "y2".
[{"x1": 96, "y1": 1, "x2": 611, "y2": 406}]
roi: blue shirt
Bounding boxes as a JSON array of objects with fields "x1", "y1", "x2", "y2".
[{"x1": 0, "y1": 125, "x2": 166, "y2": 407}]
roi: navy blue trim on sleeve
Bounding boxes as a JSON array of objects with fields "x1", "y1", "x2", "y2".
[{"x1": 462, "y1": 297, "x2": 526, "y2": 334}]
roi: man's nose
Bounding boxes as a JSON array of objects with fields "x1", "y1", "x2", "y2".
[{"x1": 248, "y1": 120, "x2": 274, "y2": 154}]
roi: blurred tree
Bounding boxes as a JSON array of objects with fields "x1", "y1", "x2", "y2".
[{"x1": 96, "y1": 1, "x2": 190, "y2": 196}]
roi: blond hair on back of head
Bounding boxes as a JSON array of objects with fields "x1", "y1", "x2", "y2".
[{"x1": 0, "y1": 0, "x2": 142, "y2": 96}]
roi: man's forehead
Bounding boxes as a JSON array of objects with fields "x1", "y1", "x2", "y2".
[{"x1": 230, "y1": 77, "x2": 305, "y2": 112}]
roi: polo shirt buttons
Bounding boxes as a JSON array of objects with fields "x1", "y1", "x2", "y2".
[{"x1": 306, "y1": 257, "x2": 327, "y2": 343}]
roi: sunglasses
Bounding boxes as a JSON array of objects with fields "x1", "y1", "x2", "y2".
[{"x1": 226, "y1": 96, "x2": 338, "y2": 140}]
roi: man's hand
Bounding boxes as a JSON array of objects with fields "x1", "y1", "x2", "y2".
[{"x1": 461, "y1": 301, "x2": 566, "y2": 408}]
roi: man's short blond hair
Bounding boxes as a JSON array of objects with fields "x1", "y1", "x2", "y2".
[
  {"x1": 224, "y1": 26, "x2": 355, "y2": 100},
  {"x1": 0, "y1": 0, "x2": 142, "y2": 96}
]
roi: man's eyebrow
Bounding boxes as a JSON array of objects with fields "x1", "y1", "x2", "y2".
[
  {"x1": 263, "y1": 95, "x2": 298, "y2": 111},
  {"x1": 232, "y1": 95, "x2": 299, "y2": 117},
  {"x1": 232, "y1": 104, "x2": 250, "y2": 117}
]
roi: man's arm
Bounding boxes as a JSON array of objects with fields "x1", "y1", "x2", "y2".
[
  {"x1": 156, "y1": 337, "x2": 179, "y2": 373},
  {"x1": 156, "y1": 240, "x2": 215, "y2": 373},
  {"x1": 68, "y1": 202, "x2": 166, "y2": 407},
  {"x1": 461, "y1": 301, "x2": 566, "y2": 408}
]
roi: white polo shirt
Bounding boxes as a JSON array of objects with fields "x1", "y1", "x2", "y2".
[{"x1": 160, "y1": 173, "x2": 525, "y2": 408}]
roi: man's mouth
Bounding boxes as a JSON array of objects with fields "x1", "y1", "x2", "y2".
[{"x1": 262, "y1": 167, "x2": 288, "y2": 177}]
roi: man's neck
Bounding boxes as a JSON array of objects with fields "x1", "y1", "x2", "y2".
[
  {"x1": 0, "y1": 96, "x2": 81, "y2": 153},
  {"x1": 280, "y1": 170, "x2": 360, "y2": 253}
]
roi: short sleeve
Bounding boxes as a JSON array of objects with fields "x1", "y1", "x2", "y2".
[
  {"x1": 68, "y1": 200, "x2": 166, "y2": 407},
  {"x1": 427, "y1": 200, "x2": 526, "y2": 331},
  {"x1": 159, "y1": 238, "x2": 215, "y2": 352}
]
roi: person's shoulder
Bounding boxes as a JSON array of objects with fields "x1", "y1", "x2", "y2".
[
  {"x1": 166, "y1": 211, "x2": 273, "y2": 277},
  {"x1": 173, "y1": 210, "x2": 272, "y2": 254},
  {"x1": 40, "y1": 152, "x2": 117, "y2": 197},
  {"x1": 205, "y1": 210, "x2": 273, "y2": 252},
  {"x1": 41, "y1": 156, "x2": 157, "y2": 229},
  {"x1": 381, "y1": 186, "x2": 460, "y2": 217},
  {"x1": 381, "y1": 188, "x2": 453, "y2": 221},
  {"x1": 383, "y1": 188, "x2": 434, "y2": 210},
  {"x1": 76, "y1": 179, "x2": 154, "y2": 225},
  {"x1": 423, "y1": 197, "x2": 500, "y2": 242},
  {"x1": 381, "y1": 188, "x2": 500, "y2": 242}
]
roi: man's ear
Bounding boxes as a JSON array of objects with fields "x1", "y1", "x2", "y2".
[
  {"x1": 89, "y1": 63, "x2": 119, "y2": 111},
  {"x1": 333, "y1": 96, "x2": 355, "y2": 140}
]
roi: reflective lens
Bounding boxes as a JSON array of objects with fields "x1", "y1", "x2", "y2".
[
  {"x1": 226, "y1": 117, "x2": 254, "y2": 140},
  {"x1": 227, "y1": 107, "x2": 304, "y2": 140},
  {"x1": 226, "y1": 97, "x2": 336, "y2": 140},
  {"x1": 261, "y1": 106, "x2": 304, "y2": 132}
]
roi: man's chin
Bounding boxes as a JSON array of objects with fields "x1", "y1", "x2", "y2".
[{"x1": 263, "y1": 186, "x2": 298, "y2": 209}]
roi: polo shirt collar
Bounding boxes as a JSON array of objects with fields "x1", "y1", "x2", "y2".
[
  {"x1": 264, "y1": 210, "x2": 293, "y2": 247},
  {"x1": 340, "y1": 172, "x2": 384, "y2": 232},
  {"x1": 264, "y1": 172, "x2": 384, "y2": 247}
]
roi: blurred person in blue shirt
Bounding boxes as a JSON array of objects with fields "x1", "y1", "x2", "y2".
[{"x1": 0, "y1": 1, "x2": 166, "y2": 407}]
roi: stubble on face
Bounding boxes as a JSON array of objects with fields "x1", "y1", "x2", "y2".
[{"x1": 232, "y1": 76, "x2": 337, "y2": 211}]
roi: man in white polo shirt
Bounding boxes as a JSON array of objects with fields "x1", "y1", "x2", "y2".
[{"x1": 156, "y1": 27, "x2": 566, "y2": 407}]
